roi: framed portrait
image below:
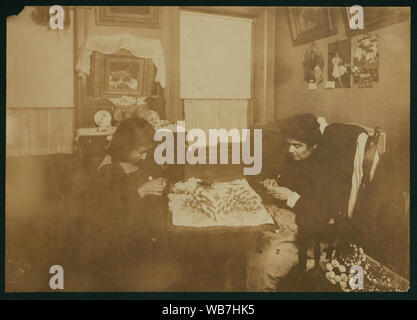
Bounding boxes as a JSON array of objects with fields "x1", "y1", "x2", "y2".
[
  {"x1": 352, "y1": 33, "x2": 379, "y2": 84},
  {"x1": 95, "y1": 6, "x2": 159, "y2": 28},
  {"x1": 89, "y1": 51, "x2": 158, "y2": 97},
  {"x1": 328, "y1": 39, "x2": 351, "y2": 88},
  {"x1": 288, "y1": 7, "x2": 337, "y2": 46},
  {"x1": 104, "y1": 55, "x2": 143, "y2": 96},
  {"x1": 342, "y1": 7, "x2": 410, "y2": 37}
]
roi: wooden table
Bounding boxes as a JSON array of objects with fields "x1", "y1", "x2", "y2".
[{"x1": 165, "y1": 162, "x2": 277, "y2": 291}]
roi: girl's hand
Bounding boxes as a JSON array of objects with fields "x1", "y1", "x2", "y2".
[
  {"x1": 137, "y1": 177, "x2": 167, "y2": 198},
  {"x1": 267, "y1": 186, "x2": 295, "y2": 201}
]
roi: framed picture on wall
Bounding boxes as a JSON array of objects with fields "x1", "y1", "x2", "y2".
[
  {"x1": 95, "y1": 6, "x2": 159, "y2": 28},
  {"x1": 89, "y1": 51, "x2": 158, "y2": 97},
  {"x1": 104, "y1": 55, "x2": 143, "y2": 96},
  {"x1": 288, "y1": 7, "x2": 337, "y2": 46},
  {"x1": 328, "y1": 39, "x2": 351, "y2": 88},
  {"x1": 342, "y1": 7, "x2": 410, "y2": 37}
]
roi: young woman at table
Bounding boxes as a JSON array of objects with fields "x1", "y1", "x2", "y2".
[
  {"x1": 71, "y1": 117, "x2": 180, "y2": 291},
  {"x1": 247, "y1": 113, "x2": 359, "y2": 291},
  {"x1": 263, "y1": 114, "x2": 333, "y2": 239}
]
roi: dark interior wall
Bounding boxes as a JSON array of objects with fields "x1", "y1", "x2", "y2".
[{"x1": 274, "y1": 7, "x2": 410, "y2": 162}]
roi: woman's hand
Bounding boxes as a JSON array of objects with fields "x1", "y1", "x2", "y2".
[
  {"x1": 267, "y1": 186, "x2": 295, "y2": 201},
  {"x1": 137, "y1": 177, "x2": 167, "y2": 198}
]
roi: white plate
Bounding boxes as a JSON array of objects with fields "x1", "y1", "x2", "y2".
[{"x1": 94, "y1": 110, "x2": 112, "y2": 127}]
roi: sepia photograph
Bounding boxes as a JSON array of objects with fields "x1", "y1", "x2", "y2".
[{"x1": 4, "y1": 5, "x2": 411, "y2": 294}]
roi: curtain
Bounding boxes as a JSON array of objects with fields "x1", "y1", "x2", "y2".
[
  {"x1": 184, "y1": 99, "x2": 249, "y2": 133},
  {"x1": 76, "y1": 34, "x2": 166, "y2": 88},
  {"x1": 7, "y1": 108, "x2": 74, "y2": 157},
  {"x1": 180, "y1": 11, "x2": 252, "y2": 134},
  {"x1": 180, "y1": 11, "x2": 252, "y2": 99}
]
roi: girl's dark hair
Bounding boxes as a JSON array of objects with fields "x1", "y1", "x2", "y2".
[
  {"x1": 108, "y1": 117, "x2": 155, "y2": 162},
  {"x1": 280, "y1": 113, "x2": 321, "y2": 147}
]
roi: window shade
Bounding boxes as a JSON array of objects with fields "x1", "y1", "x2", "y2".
[{"x1": 180, "y1": 11, "x2": 252, "y2": 99}]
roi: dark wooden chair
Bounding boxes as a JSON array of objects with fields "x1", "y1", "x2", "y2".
[{"x1": 306, "y1": 126, "x2": 383, "y2": 270}]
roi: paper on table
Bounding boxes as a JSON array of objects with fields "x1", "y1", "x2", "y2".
[{"x1": 168, "y1": 179, "x2": 275, "y2": 227}]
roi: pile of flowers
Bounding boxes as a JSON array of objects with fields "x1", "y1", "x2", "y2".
[{"x1": 171, "y1": 178, "x2": 263, "y2": 221}]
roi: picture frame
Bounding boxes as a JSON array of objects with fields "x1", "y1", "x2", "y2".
[
  {"x1": 95, "y1": 6, "x2": 159, "y2": 28},
  {"x1": 104, "y1": 55, "x2": 144, "y2": 96},
  {"x1": 287, "y1": 7, "x2": 337, "y2": 46},
  {"x1": 342, "y1": 7, "x2": 410, "y2": 37},
  {"x1": 328, "y1": 39, "x2": 351, "y2": 88},
  {"x1": 89, "y1": 50, "x2": 159, "y2": 98}
]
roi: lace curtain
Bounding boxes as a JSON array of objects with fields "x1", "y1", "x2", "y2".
[{"x1": 76, "y1": 34, "x2": 166, "y2": 88}]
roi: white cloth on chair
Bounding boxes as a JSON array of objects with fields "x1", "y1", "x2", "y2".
[
  {"x1": 347, "y1": 132, "x2": 380, "y2": 219},
  {"x1": 348, "y1": 132, "x2": 368, "y2": 219},
  {"x1": 317, "y1": 116, "x2": 328, "y2": 135}
]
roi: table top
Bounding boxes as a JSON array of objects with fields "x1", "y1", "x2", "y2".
[{"x1": 76, "y1": 127, "x2": 117, "y2": 139}]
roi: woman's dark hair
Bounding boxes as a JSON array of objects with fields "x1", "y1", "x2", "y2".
[
  {"x1": 108, "y1": 117, "x2": 155, "y2": 162},
  {"x1": 280, "y1": 113, "x2": 321, "y2": 147}
]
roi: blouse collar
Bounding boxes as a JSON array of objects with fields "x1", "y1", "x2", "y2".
[
  {"x1": 97, "y1": 154, "x2": 138, "y2": 175},
  {"x1": 119, "y1": 161, "x2": 139, "y2": 175}
]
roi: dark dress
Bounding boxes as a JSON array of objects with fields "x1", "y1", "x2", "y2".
[
  {"x1": 276, "y1": 151, "x2": 336, "y2": 239},
  {"x1": 66, "y1": 155, "x2": 180, "y2": 291},
  {"x1": 269, "y1": 123, "x2": 367, "y2": 243},
  {"x1": 246, "y1": 123, "x2": 367, "y2": 291}
]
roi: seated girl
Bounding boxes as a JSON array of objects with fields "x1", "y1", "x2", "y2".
[{"x1": 70, "y1": 117, "x2": 180, "y2": 291}]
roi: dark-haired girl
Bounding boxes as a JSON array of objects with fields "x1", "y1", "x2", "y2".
[{"x1": 73, "y1": 117, "x2": 180, "y2": 291}]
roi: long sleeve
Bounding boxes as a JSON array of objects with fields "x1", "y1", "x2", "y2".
[{"x1": 276, "y1": 156, "x2": 334, "y2": 237}]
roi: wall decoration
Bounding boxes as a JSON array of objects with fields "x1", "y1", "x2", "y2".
[
  {"x1": 105, "y1": 56, "x2": 141, "y2": 95},
  {"x1": 352, "y1": 33, "x2": 379, "y2": 86},
  {"x1": 342, "y1": 7, "x2": 409, "y2": 37},
  {"x1": 288, "y1": 7, "x2": 337, "y2": 46},
  {"x1": 328, "y1": 39, "x2": 351, "y2": 88},
  {"x1": 90, "y1": 51, "x2": 158, "y2": 97},
  {"x1": 95, "y1": 6, "x2": 159, "y2": 28},
  {"x1": 303, "y1": 42, "x2": 325, "y2": 86}
]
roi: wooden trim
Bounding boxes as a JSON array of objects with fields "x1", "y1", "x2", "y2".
[
  {"x1": 265, "y1": 7, "x2": 276, "y2": 123},
  {"x1": 252, "y1": 7, "x2": 275, "y2": 126},
  {"x1": 252, "y1": 9, "x2": 266, "y2": 125},
  {"x1": 170, "y1": 7, "x2": 182, "y2": 122},
  {"x1": 95, "y1": 6, "x2": 160, "y2": 29},
  {"x1": 8, "y1": 106, "x2": 75, "y2": 110},
  {"x1": 180, "y1": 6, "x2": 263, "y2": 19},
  {"x1": 249, "y1": 12, "x2": 255, "y2": 126},
  {"x1": 74, "y1": 7, "x2": 89, "y2": 129},
  {"x1": 179, "y1": 98, "x2": 251, "y2": 101},
  {"x1": 73, "y1": 7, "x2": 81, "y2": 136}
]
